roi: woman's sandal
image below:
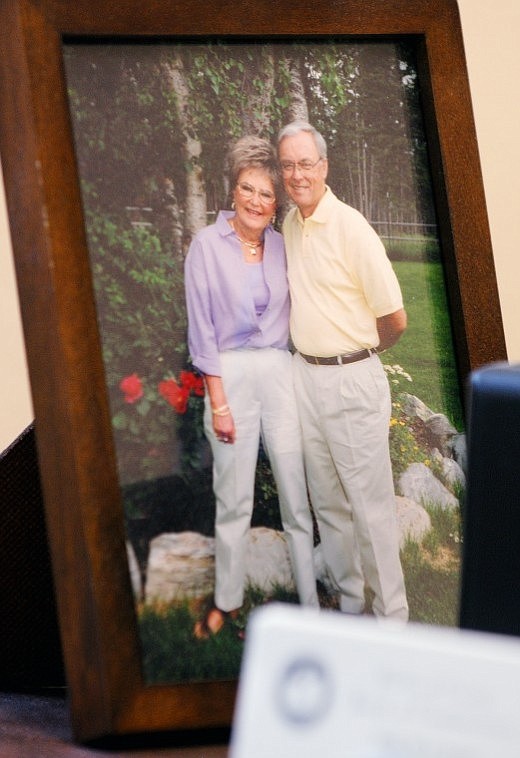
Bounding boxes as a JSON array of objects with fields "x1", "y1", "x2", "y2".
[
  {"x1": 193, "y1": 607, "x2": 227, "y2": 639},
  {"x1": 193, "y1": 607, "x2": 245, "y2": 640}
]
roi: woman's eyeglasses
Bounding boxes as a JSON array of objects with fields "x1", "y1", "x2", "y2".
[{"x1": 236, "y1": 182, "x2": 276, "y2": 205}]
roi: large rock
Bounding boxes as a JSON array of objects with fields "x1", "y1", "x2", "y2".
[
  {"x1": 431, "y1": 449, "x2": 466, "y2": 490},
  {"x1": 245, "y1": 526, "x2": 295, "y2": 593},
  {"x1": 395, "y1": 496, "x2": 432, "y2": 548},
  {"x1": 400, "y1": 393, "x2": 434, "y2": 423},
  {"x1": 398, "y1": 462, "x2": 459, "y2": 510},
  {"x1": 145, "y1": 531, "x2": 215, "y2": 604},
  {"x1": 144, "y1": 527, "x2": 297, "y2": 603},
  {"x1": 400, "y1": 393, "x2": 459, "y2": 456},
  {"x1": 424, "y1": 413, "x2": 458, "y2": 456}
]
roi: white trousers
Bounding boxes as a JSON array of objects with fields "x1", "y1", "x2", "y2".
[
  {"x1": 205, "y1": 348, "x2": 319, "y2": 612},
  {"x1": 293, "y1": 351, "x2": 408, "y2": 621}
]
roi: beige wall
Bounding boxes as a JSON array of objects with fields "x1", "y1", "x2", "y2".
[
  {"x1": 1, "y1": 0, "x2": 519, "y2": 451},
  {"x1": 457, "y1": 0, "x2": 520, "y2": 361},
  {"x1": 0, "y1": 160, "x2": 33, "y2": 451}
]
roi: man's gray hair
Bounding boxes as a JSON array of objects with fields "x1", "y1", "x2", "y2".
[{"x1": 277, "y1": 120, "x2": 328, "y2": 159}]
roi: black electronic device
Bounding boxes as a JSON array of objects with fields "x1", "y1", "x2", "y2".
[{"x1": 460, "y1": 362, "x2": 520, "y2": 636}]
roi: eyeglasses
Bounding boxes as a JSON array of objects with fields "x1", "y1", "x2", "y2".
[
  {"x1": 236, "y1": 182, "x2": 276, "y2": 205},
  {"x1": 280, "y1": 157, "x2": 323, "y2": 174}
]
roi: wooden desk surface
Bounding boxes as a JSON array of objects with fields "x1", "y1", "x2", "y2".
[{"x1": 0, "y1": 692, "x2": 229, "y2": 757}]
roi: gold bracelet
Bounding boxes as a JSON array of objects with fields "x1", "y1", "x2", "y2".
[{"x1": 212, "y1": 404, "x2": 230, "y2": 416}]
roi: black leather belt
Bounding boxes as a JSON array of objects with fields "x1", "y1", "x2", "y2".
[{"x1": 299, "y1": 348, "x2": 377, "y2": 365}]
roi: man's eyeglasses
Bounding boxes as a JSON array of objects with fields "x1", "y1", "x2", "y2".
[
  {"x1": 236, "y1": 182, "x2": 276, "y2": 205},
  {"x1": 280, "y1": 157, "x2": 323, "y2": 174}
]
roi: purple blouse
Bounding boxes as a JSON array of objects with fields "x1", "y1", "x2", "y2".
[{"x1": 184, "y1": 210, "x2": 290, "y2": 377}]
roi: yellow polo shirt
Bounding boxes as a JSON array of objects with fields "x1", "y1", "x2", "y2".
[{"x1": 283, "y1": 186, "x2": 404, "y2": 357}]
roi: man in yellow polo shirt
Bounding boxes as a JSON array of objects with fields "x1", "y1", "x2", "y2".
[{"x1": 278, "y1": 120, "x2": 408, "y2": 621}]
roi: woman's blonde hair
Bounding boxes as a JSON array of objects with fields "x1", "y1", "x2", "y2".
[{"x1": 227, "y1": 135, "x2": 281, "y2": 201}]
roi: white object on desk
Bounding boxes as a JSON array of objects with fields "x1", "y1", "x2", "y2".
[{"x1": 230, "y1": 604, "x2": 520, "y2": 757}]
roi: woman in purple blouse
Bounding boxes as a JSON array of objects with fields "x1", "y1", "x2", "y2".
[{"x1": 185, "y1": 136, "x2": 319, "y2": 638}]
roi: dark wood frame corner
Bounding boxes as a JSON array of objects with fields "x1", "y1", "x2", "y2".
[{"x1": 0, "y1": 0, "x2": 506, "y2": 745}]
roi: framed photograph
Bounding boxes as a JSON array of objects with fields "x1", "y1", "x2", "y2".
[{"x1": 0, "y1": 0, "x2": 507, "y2": 746}]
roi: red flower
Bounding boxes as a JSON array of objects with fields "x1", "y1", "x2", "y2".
[
  {"x1": 193, "y1": 376, "x2": 205, "y2": 397},
  {"x1": 180, "y1": 370, "x2": 205, "y2": 397},
  {"x1": 158, "y1": 378, "x2": 189, "y2": 414},
  {"x1": 119, "y1": 373, "x2": 143, "y2": 404}
]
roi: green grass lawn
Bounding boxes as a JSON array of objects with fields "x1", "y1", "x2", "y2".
[{"x1": 384, "y1": 260, "x2": 465, "y2": 430}]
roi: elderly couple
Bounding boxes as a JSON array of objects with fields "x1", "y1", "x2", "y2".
[{"x1": 184, "y1": 121, "x2": 409, "y2": 639}]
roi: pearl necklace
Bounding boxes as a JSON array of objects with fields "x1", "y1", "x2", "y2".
[{"x1": 230, "y1": 220, "x2": 263, "y2": 255}]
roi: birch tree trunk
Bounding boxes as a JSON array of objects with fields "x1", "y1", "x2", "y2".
[
  {"x1": 280, "y1": 54, "x2": 309, "y2": 122},
  {"x1": 162, "y1": 52, "x2": 207, "y2": 251},
  {"x1": 242, "y1": 48, "x2": 276, "y2": 135}
]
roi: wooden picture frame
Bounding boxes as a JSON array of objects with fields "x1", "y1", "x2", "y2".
[{"x1": 0, "y1": 0, "x2": 507, "y2": 745}]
